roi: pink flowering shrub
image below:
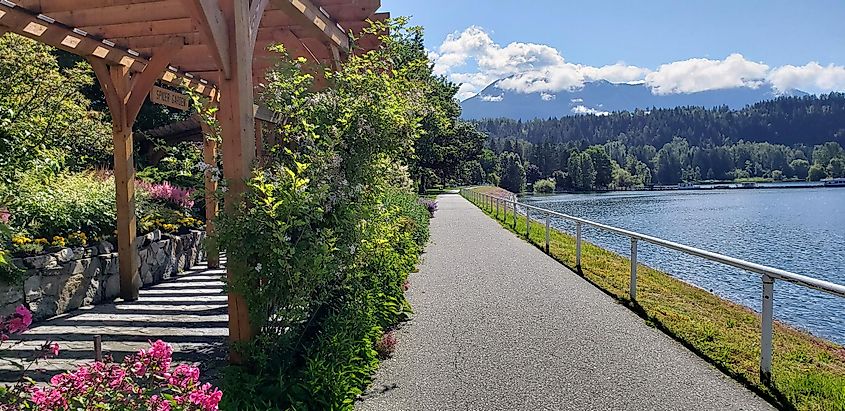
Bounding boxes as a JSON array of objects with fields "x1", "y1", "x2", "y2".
[
  {"x1": 1, "y1": 339, "x2": 222, "y2": 411},
  {"x1": 374, "y1": 331, "x2": 398, "y2": 359},
  {"x1": 1, "y1": 305, "x2": 32, "y2": 339},
  {"x1": 138, "y1": 181, "x2": 195, "y2": 210}
]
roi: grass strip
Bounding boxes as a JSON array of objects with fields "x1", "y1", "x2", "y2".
[{"x1": 464, "y1": 191, "x2": 845, "y2": 411}]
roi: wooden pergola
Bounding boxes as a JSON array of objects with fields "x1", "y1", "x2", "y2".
[{"x1": 0, "y1": 0, "x2": 387, "y2": 353}]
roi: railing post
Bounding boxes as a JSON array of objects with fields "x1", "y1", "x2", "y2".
[
  {"x1": 761, "y1": 274, "x2": 774, "y2": 384},
  {"x1": 575, "y1": 222, "x2": 582, "y2": 268},
  {"x1": 526, "y1": 208, "x2": 531, "y2": 238},
  {"x1": 496, "y1": 198, "x2": 500, "y2": 219},
  {"x1": 513, "y1": 199, "x2": 517, "y2": 229},
  {"x1": 630, "y1": 238, "x2": 638, "y2": 301},
  {"x1": 545, "y1": 213, "x2": 550, "y2": 254}
]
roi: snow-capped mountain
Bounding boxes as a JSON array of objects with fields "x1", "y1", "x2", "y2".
[{"x1": 460, "y1": 78, "x2": 807, "y2": 120}]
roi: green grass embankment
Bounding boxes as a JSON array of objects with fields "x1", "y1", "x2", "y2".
[{"x1": 464, "y1": 190, "x2": 845, "y2": 411}]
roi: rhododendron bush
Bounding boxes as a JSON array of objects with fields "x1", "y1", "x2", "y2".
[{"x1": 0, "y1": 313, "x2": 222, "y2": 411}]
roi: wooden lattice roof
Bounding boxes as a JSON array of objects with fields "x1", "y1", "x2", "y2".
[{"x1": 0, "y1": 0, "x2": 387, "y2": 94}]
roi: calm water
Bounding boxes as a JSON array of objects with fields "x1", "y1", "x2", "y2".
[{"x1": 522, "y1": 187, "x2": 845, "y2": 345}]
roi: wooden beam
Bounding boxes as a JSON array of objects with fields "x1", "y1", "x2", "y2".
[
  {"x1": 88, "y1": 59, "x2": 141, "y2": 302},
  {"x1": 182, "y1": 0, "x2": 232, "y2": 79},
  {"x1": 0, "y1": 2, "x2": 216, "y2": 96},
  {"x1": 219, "y1": 0, "x2": 257, "y2": 362},
  {"x1": 126, "y1": 38, "x2": 185, "y2": 123},
  {"x1": 249, "y1": 0, "x2": 270, "y2": 48},
  {"x1": 36, "y1": 1, "x2": 188, "y2": 28},
  {"x1": 270, "y1": 0, "x2": 350, "y2": 53}
]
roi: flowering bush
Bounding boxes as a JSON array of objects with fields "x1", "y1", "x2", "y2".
[
  {"x1": 137, "y1": 181, "x2": 195, "y2": 210},
  {"x1": 2, "y1": 340, "x2": 222, "y2": 411},
  {"x1": 418, "y1": 198, "x2": 438, "y2": 217},
  {"x1": 374, "y1": 331, "x2": 398, "y2": 359},
  {"x1": 1, "y1": 305, "x2": 32, "y2": 339}
]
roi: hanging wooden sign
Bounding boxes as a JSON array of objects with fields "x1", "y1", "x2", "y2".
[{"x1": 150, "y1": 85, "x2": 190, "y2": 111}]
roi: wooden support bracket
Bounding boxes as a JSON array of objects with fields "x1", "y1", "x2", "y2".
[{"x1": 183, "y1": 0, "x2": 233, "y2": 79}]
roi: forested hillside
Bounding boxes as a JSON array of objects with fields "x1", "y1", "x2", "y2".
[
  {"x1": 472, "y1": 94, "x2": 845, "y2": 191},
  {"x1": 475, "y1": 93, "x2": 845, "y2": 147}
]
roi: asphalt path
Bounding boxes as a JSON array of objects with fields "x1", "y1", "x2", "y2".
[{"x1": 357, "y1": 193, "x2": 773, "y2": 411}]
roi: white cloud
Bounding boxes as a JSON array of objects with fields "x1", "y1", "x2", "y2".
[
  {"x1": 540, "y1": 92, "x2": 556, "y2": 101},
  {"x1": 432, "y1": 26, "x2": 652, "y2": 98},
  {"x1": 645, "y1": 54, "x2": 769, "y2": 95},
  {"x1": 572, "y1": 105, "x2": 610, "y2": 116},
  {"x1": 768, "y1": 62, "x2": 845, "y2": 93},
  {"x1": 432, "y1": 26, "x2": 845, "y2": 100},
  {"x1": 581, "y1": 63, "x2": 652, "y2": 83},
  {"x1": 480, "y1": 95, "x2": 504, "y2": 102}
]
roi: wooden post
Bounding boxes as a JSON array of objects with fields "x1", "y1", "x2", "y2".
[
  {"x1": 219, "y1": 0, "x2": 257, "y2": 360},
  {"x1": 89, "y1": 61, "x2": 141, "y2": 302},
  {"x1": 200, "y1": 117, "x2": 220, "y2": 268},
  {"x1": 88, "y1": 41, "x2": 184, "y2": 302}
]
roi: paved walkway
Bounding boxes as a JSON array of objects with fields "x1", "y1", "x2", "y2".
[
  {"x1": 0, "y1": 261, "x2": 227, "y2": 384},
  {"x1": 357, "y1": 194, "x2": 772, "y2": 411}
]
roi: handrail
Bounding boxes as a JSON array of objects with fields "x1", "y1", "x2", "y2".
[{"x1": 460, "y1": 188, "x2": 845, "y2": 383}]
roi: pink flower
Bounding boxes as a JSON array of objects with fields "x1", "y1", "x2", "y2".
[
  {"x1": 50, "y1": 342, "x2": 60, "y2": 356},
  {"x1": 0, "y1": 208, "x2": 10, "y2": 224},
  {"x1": 169, "y1": 363, "x2": 201, "y2": 388},
  {"x1": 137, "y1": 181, "x2": 195, "y2": 209},
  {"x1": 7, "y1": 305, "x2": 32, "y2": 334}
]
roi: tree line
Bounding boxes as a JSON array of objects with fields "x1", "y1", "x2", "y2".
[
  {"x1": 475, "y1": 93, "x2": 845, "y2": 148},
  {"x1": 480, "y1": 138, "x2": 845, "y2": 193}
]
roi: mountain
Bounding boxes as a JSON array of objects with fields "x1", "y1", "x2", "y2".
[{"x1": 460, "y1": 78, "x2": 807, "y2": 120}]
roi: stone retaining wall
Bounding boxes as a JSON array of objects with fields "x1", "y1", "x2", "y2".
[{"x1": 0, "y1": 230, "x2": 205, "y2": 320}]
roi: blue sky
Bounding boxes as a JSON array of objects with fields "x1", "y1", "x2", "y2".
[{"x1": 381, "y1": 0, "x2": 845, "y2": 99}]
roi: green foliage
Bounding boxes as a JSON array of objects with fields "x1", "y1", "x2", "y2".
[
  {"x1": 5, "y1": 171, "x2": 116, "y2": 239},
  {"x1": 216, "y1": 20, "x2": 433, "y2": 410},
  {"x1": 808, "y1": 164, "x2": 828, "y2": 181},
  {"x1": 498, "y1": 152, "x2": 526, "y2": 193},
  {"x1": 790, "y1": 159, "x2": 811, "y2": 180},
  {"x1": 0, "y1": 34, "x2": 111, "y2": 183},
  {"x1": 567, "y1": 151, "x2": 596, "y2": 191},
  {"x1": 585, "y1": 146, "x2": 613, "y2": 188},
  {"x1": 533, "y1": 178, "x2": 556, "y2": 193},
  {"x1": 378, "y1": 24, "x2": 486, "y2": 192}
]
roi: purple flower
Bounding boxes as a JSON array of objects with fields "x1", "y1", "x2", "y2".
[{"x1": 418, "y1": 198, "x2": 438, "y2": 217}]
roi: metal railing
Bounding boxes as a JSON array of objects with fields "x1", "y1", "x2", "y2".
[{"x1": 460, "y1": 188, "x2": 845, "y2": 383}]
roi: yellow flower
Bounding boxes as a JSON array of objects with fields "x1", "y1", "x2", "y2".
[
  {"x1": 34, "y1": 238, "x2": 49, "y2": 245},
  {"x1": 11, "y1": 235, "x2": 31, "y2": 245},
  {"x1": 162, "y1": 224, "x2": 178, "y2": 233},
  {"x1": 51, "y1": 236, "x2": 67, "y2": 247}
]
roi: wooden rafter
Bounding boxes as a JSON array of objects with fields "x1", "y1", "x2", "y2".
[
  {"x1": 0, "y1": 1, "x2": 216, "y2": 96},
  {"x1": 249, "y1": 0, "x2": 270, "y2": 48},
  {"x1": 270, "y1": 0, "x2": 350, "y2": 53},
  {"x1": 182, "y1": 0, "x2": 231, "y2": 79}
]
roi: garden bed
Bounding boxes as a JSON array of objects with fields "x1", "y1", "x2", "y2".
[{"x1": 0, "y1": 230, "x2": 205, "y2": 320}]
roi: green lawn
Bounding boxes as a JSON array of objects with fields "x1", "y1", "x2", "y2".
[{"x1": 465, "y1": 190, "x2": 845, "y2": 411}]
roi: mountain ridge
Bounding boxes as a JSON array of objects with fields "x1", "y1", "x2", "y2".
[{"x1": 460, "y1": 77, "x2": 807, "y2": 120}]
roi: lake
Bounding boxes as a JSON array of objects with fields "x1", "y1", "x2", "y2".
[{"x1": 522, "y1": 187, "x2": 845, "y2": 345}]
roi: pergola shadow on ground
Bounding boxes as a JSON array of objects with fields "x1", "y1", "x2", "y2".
[{"x1": 0, "y1": 260, "x2": 228, "y2": 384}]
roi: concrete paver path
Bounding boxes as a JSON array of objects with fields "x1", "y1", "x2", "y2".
[
  {"x1": 357, "y1": 194, "x2": 772, "y2": 411},
  {"x1": 0, "y1": 262, "x2": 227, "y2": 384}
]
